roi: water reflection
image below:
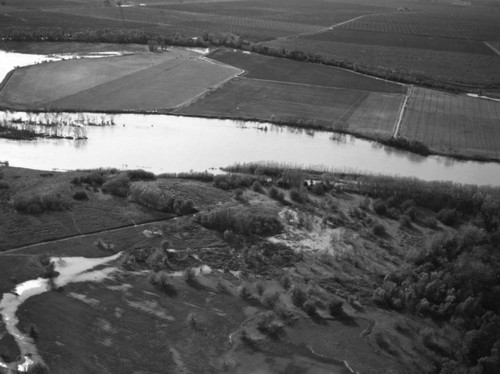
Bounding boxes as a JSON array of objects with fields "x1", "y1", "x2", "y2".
[{"x1": 1, "y1": 111, "x2": 500, "y2": 186}]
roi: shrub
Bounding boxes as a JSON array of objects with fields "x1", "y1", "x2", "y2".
[
  {"x1": 14, "y1": 192, "x2": 68, "y2": 214},
  {"x1": 149, "y1": 271, "x2": 177, "y2": 296},
  {"x1": 79, "y1": 169, "x2": 111, "y2": 186},
  {"x1": 280, "y1": 274, "x2": 292, "y2": 290},
  {"x1": 26, "y1": 363, "x2": 49, "y2": 374},
  {"x1": 399, "y1": 214, "x2": 412, "y2": 229},
  {"x1": 290, "y1": 188, "x2": 307, "y2": 203},
  {"x1": 263, "y1": 292, "x2": 280, "y2": 309},
  {"x1": 72, "y1": 191, "x2": 88, "y2": 201},
  {"x1": 127, "y1": 169, "x2": 155, "y2": 181},
  {"x1": 373, "y1": 199, "x2": 388, "y2": 215},
  {"x1": 256, "y1": 311, "x2": 283, "y2": 338},
  {"x1": 302, "y1": 299, "x2": 319, "y2": 318},
  {"x1": 437, "y1": 208, "x2": 460, "y2": 226},
  {"x1": 129, "y1": 182, "x2": 196, "y2": 215},
  {"x1": 328, "y1": 299, "x2": 344, "y2": 317},
  {"x1": 196, "y1": 206, "x2": 282, "y2": 236},
  {"x1": 269, "y1": 186, "x2": 285, "y2": 202},
  {"x1": 372, "y1": 223, "x2": 386, "y2": 236},
  {"x1": 102, "y1": 173, "x2": 130, "y2": 197},
  {"x1": 214, "y1": 173, "x2": 256, "y2": 190},
  {"x1": 311, "y1": 182, "x2": 325, "y2": 196},
  {"x1": 0, "y1": 181, "x2": 9, "y2": 189},
  {"x1": 158, "y1": 171, "x2": 214, "y2": 182},
  {"x1": 291, "y1": 285, "x2": 308, "y2": 308},
  {"x1": 29, "y1": 325, "x2": 39, "y2": 341},
  {"x1": 251, "y1": 181, "x2": 264, "y2": 193}
]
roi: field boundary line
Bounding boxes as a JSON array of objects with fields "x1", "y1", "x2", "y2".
[
  {"x1": 0, "y1": 68, "x2": 15, "y2": 93},
  {"x1": 246, "y1": 77, "x2": 405, "y2": 96},
  {"x1": 394, "y1": 84, "x2": 412, "y2": 138},
  {"x1": 484, "y1": 42, "x2": 500, "y2": 56}
]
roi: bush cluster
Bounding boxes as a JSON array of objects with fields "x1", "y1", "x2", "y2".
[
  {"x1": 129, "y1": 182, "x2": 195, "y2": 215},
  {"x1": 196, "y1": 206, "x2": 282, "y2": 236},
  {"x1": 14, "y1": 192, "x2": 68, "y2": 214},
  {"x1": 213, "y1": 173, "x2": 259, "y2": 190},
  {"x1": 373, "y1": 227, "x2": 500, "y2": 373}
]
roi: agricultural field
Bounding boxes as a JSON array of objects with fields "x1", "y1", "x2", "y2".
[
  {"x1": 178, "y1": 77, "x2": 404, "y2": 138},
  {"x1": 340, "y1": 92, "x2": 404, "y2": 137},
  {"x1": 262, "y1": 38, "x2": 500, "y2": 85},
  {"x1": 0, "y1": 10, "x2": 156, "y2": 35},
  {"x1": 209, "y1": 48, "x2": 406, "y2": 94},
  {"x1": 398, "y1": 87, "x2": 500, "y2": 160},
  {"x1": 305, "y1": 28, "x2": 495, "y2": 55},
  {"x1": 151, "y1": 0, "x2": 387, "y2": 26},
  {"x1": 338, "y1": 11, "x2": 500, "y2": 41},
  {"x1": 51, "y1": 6, "x2": 325, "y2": 41},
  {"x1": 0, "y1": 49, "x2": 242, "y2": 111}
]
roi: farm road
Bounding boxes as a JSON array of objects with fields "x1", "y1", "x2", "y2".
[
  {"x1": 484, "y1": 42, "x2": 500, "y2": 56},
  {"x1": 394, "y1": 85, "x2": 413, "y2": 137}
]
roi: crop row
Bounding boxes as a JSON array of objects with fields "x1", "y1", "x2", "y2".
[
  {"x1": 339, "y1": 12, "x2": 500, "y2": 41},
  {"x1": 399, "y1": 87, "x2": 500, "y2": 159}
]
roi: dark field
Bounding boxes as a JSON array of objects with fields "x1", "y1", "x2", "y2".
[
  {"x1": 305, "y1": 28, "x2": 495, "y2": 55},
  {"x1": 150, "y1": 0, "x2": 386, "y2": 26},
  {"x1": 209, "y1": 48, "x2": 406, "y2": 94},
  {"x1": 338, "y1": 10, "x2": 500, "y2": 41},
  {"x1": 263, "y1": 37, "x2": 500, "y2": 85},
  {"x1": 52, "y1": 6, "x2": 324, "y2": 41}
]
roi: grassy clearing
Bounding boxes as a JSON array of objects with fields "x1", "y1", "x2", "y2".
[
  {"x1": 209, "y1": 48, "x2": 405, "y2": 94},
  {"x1": 0, "y1": 50, "x2": 241, "y2": 111},
  {"x1": 398, "y1": 87, "x2": 500, "y2": 160}
]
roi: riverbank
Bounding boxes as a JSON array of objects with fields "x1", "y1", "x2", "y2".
[
  {"x1": 1, "y1": 165, "x2": 499, "y2": 373},
  {"x1": 1, "y1": 45, "x2": 499, "y2": 163}
]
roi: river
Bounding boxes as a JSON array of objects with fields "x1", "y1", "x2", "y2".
[{"x1": 1, "y1": 50, "x2": 500, "y2": 186}]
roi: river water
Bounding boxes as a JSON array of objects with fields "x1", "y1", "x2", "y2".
[{"x1": 1, "y1": 50, "x2": 500, "y2": 186}]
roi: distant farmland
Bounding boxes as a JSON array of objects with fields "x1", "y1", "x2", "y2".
[
  {"x1": 0, "y1": 50, "x2": 242, "y2": 111},
  {"x1": 262, "y1": 38, "x2": 500, "y2": 86},
  {"x1": 398, "y1": 87, "x2": 500, "y2": 160},
  {"x1": 338, "y1": 11, "x2": 500, "y2": 41}
]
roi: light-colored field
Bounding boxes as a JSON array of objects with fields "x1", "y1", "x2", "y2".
[
  {"x1": 399, "y1": 87, "x2": 500, "y2": 159},
  {"x1": 0, "y1": 50, "x2": 242, "y2": 111},
  {"x1": 342, "y1": 92, "x2": 404, "y2": 137},
  {"x1": 179, "y1": 77, "x2": 404, "y2": 136}
]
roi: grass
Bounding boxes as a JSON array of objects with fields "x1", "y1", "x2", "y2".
[
  {"x1": 398, "y1": 87, "x2": 500, "y2": 160},
  {"x1": 0, "y1": 50, "x2": 241, "y2": 111}
]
